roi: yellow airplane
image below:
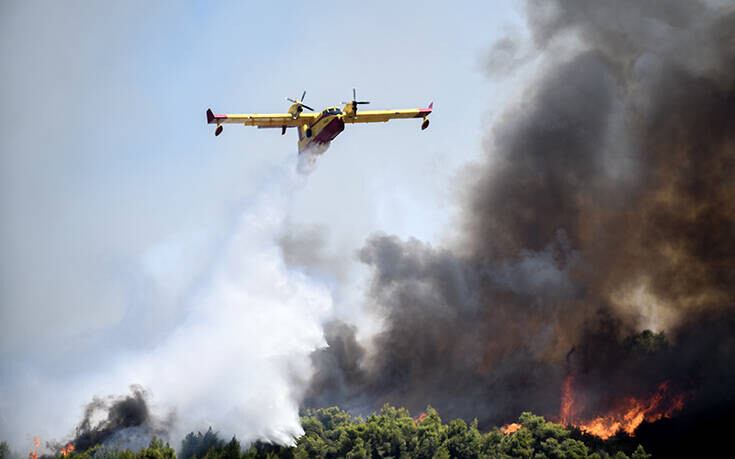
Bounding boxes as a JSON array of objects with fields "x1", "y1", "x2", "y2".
[{"x1": 206, "y1": 89, "x2": 433, "y2": 154}]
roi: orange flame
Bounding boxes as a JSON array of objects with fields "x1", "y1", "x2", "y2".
[
  {"x1": 501, "y1": 423, "x2": 522, "y2": 434},
  {"x1": 413, "y1": 412, "x2": 428, "y2": 425},
  {"x1": 559, "y1": 374, "x2": 575, "y2": 425},
  {"x1": 29, "y1": 436, "x2": 40, "y2": 459},
  {"x1": 558, "y1": 377, "x2": 686, "y2": 439},
  {"x1": 61, "y1": 444, "x2": 75, "y2": 456}
]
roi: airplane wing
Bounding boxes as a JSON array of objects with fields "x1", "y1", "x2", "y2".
[
  {"x1": 342, "y1": 103, "x2": 433, "y2": 124},
  {"x1": 206, "y1": 109, "x2": 316, "y2": 127}
]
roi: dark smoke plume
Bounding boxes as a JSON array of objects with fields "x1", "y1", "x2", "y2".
[
  {"x1": 62, "y1": 386, "x2": 171, "y2": 453},
  {"x1": 306, "y1": 0, "x2": 735, "y2": 443}
]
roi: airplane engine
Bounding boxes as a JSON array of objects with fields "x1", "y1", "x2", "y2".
[
  {"x1": 421, "y1": 118, "x2": 430, "y2": 130},
  {"x1": 287, "y1": 91, "x2": 313, "y2": 119}
]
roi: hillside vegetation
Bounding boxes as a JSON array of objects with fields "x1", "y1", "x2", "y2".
[{"x1": 13, "y1": 406, "x2": 653, "y2": 459}]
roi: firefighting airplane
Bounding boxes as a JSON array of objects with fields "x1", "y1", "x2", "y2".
[{"x1": 206, "y1": 89, "x2": 433, "y2": 154}]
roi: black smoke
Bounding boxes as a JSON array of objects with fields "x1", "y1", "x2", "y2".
[
  {"x1": 62, "y1": 386, "x2": 170, "y2": 453},
  {"x1": 305, "y1": 0, "x2": 735, "y2": 440}
]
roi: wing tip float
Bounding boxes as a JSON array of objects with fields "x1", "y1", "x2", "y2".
[
  {"x1": 206, "y1": 108, "x2": 225, "y2": 136},
  {"x1": 420, "y1": 102, "x2": 434, "y2": 130}
]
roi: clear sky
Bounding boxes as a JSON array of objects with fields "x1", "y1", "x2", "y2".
[{"x1": 0, "y1": 0, "x2": 526, "y2": 449}]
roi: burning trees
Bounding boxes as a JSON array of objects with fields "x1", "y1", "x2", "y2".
[{"x1": 305, "y1": 2, "x2": 735, "y2": 455}]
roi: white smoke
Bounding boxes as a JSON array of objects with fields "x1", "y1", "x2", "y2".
[
  {"x1": 118, "y1": 157, "x2": 332, "y2": 445},
  {"x1": 2, "y1": 156, "x2": 333, "y2": 450}
]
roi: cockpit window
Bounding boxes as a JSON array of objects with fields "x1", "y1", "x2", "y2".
[{"x1": 321, "y1": 108, "x2": 342, "y2": 117}]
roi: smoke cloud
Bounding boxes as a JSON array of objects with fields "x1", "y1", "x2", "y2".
[
  {"x1": 98, "y1": 161, "x2": 334, "y2": 447},
  {"x1": 306, "y1": 0, "x2": 735, "y2": 436},
  {"x1": 63, "y1": 386, "x2": 168, "y2": 452},
  {"x1": 1, "y1": 159, "x2": 333, "y2": 451}
]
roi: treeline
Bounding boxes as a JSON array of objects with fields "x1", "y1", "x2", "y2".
[
  {"x1": 5, "y1": 406, "x2": 652, "y2": 459},
  {"x1": 236, "y1": 407, "x2": 651, "y2": 459}
]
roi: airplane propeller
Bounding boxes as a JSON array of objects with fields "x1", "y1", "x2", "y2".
[
  {"x1": 286, "y1": 90, "x2": 314, "y2": 111},
  {"x1": 342, "y1": 88, "x2": 370, "y2": 113}
]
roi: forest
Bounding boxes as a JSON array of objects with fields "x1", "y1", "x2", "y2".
[{"x1": 4, "y1": 406, "x2": 653, "y2": 459}]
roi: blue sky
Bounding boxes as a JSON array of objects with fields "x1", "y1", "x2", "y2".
[{"x1": 1, "y1": 0, "x2": 527, "y2": 448}]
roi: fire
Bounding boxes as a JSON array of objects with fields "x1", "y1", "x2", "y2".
[
  {"x1": 558, "y1": 376, "x2": 686, "y2": 439},
  {"x1": 61, "y1": 444, "x2": 75, "y2": 456},
  {"x1": 29, "y1": 436, "x2": 40, "y2": 459},
  {"x1": 414, "y1": 412, "x2": 428, "y2": 424},
  {"x1": 29, "y1": 436, "x2": 74, "y2": 457},
  {"x1": 559, "y1": 374, "x2": 574, "y2": 425},
  {"x1": 501, "y1": 423, "x2": 522, "y2": 434}
]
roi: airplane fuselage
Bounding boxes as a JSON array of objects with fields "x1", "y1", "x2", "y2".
[{"x1": 298, "y1": 107, "x2": 345, "y2": 154}]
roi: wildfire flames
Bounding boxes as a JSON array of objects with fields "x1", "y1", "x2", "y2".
[
  {"x1": 29, "y1": 436, "x2": 75, "y2": 457},
  {"x1": 559, "y1": 375, "x2": 574, "y2": 426},
  {"x1": 413, "y1": 412, "x2": 428, "y2": 425},
  {"x1": 501, "y1": 423, "x2": 522, "y2": 435},
  {"x1": 558, "y1": 375, "x2": 686, "y2": 439},
  {"x1": 29, "y1": 437, "x2": 40, "y2": 459}
]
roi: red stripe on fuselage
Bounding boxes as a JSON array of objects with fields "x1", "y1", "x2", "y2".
[{"x1": 312, "y1": 116, "x2": 345, "y2": 144}]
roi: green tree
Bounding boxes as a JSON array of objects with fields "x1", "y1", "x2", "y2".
[
  {"x1": 137, "y1": 438, "x2": 175, "y2": 459},
  {"x1": 559, "y1": 438, "x2": 589, "y2": 459},
  {"x1": 242, "y1": 441, "x2": 291, "y2": 459},
  {"x1": 220, "y1": 437, "x2": 241, "y2": 459},
  {"x1": 441, "y1": 418, "x2": 483, "y2": 458},
  {"x1": 344, "y1": 438, "x2": 367, "y2": 459},
  {"x1": 631, "y1": 445, "x2": 651, "y2": 459},
  {"x1": 499, "y1": 426, "x2": 535, "y2": 458},
  {"x1": 180, "y1": 428, "x2": 225, "y2": 459},
  {"x1": 414, "y1": 407, "x2": 444, "y2": 459}
]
